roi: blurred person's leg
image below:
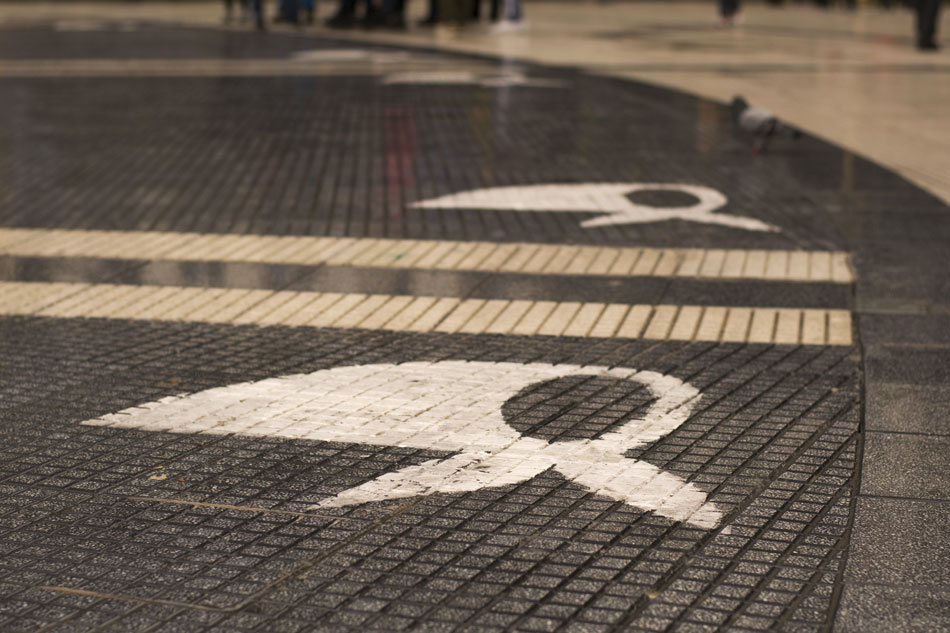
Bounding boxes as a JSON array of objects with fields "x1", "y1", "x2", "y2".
[
  {"x1": 326, "y1": 0, "x2": 357, "y2": 27},
  {"x1": 362, "y1": 0, "x2": 385, "y2": 29},
  {"x1": 385, "y1": 0, "x2": 407, "y2": 29},
  {"x1": 507, "y1": 0, "x2": 521, "y2": 22},
  {"x1": 917, "y1": 0, "x2": 940, "y2": 49},
  {"x1": 301, "y1": 0, "x2": 315, "y2": 23},
  {"x1": 718, "y1": 0, "x2": 740, "y2": 23},
  {"x1": 277, "y1": 0, "x2": 300, "y2": 23},
  {"x1": 419, "y1": 0, "x2": 438, "y2": 26},
  {"x1": 251, "y1": 0, "x2": 266, "y2": 29}
]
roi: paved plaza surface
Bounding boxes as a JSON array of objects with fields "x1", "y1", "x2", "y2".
[{"x1": 0, "y1": 5, "x2": 948, "y2": 633}]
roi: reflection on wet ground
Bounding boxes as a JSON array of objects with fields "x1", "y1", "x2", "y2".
[{"x1": 0, "y1": 254, "x2": 852, "y2": 308}]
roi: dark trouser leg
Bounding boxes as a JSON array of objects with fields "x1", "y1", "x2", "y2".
[
  {"x1": 284, "y1": 0, "x2": 300, "y2": 22},
  {"x1": 362, "y1": 0, "x2": 380, "y2": 23},
  {"x1": 917, "y1": 0, "x2": 940, "y2": 46},
  {"x1": 427, "y1": 0, "x2": 438, "y2": 20},
  {"x1": 335, "y1": 0, "x2": 356, "y2": 17},
  {"x1": 718, "y1": 0, "x2": 739, "y2": 17},
  {"x1": 388, "y1": 0, "x2": 406, "y2": 24}
]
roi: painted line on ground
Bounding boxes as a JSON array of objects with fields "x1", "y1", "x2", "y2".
[
  {"x1": 0, "y1": 281, "x2": 853, "y2": 345},
  {"x1": 0, "y1": 229, "x2": 854, "y2": 282}
]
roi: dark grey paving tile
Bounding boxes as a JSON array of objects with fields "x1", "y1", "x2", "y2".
[
  {"x1": 845, "y1": 211, "x2": 950, "y2": 245},
  {"x1": 859, "y1": 314, "x2": 950, "y2": 346},
  {"x1": 866, "y1": 384, "x2": 950, "y2": 435},
  {"x1": 853, "y1": 245, "x2": 950, "y2": 311},
  {"x1": 864, "y1": 346, "x2": 950, "y2": 386},
  {"x1": 835, "y1": 584, "x2": 950, "y2": 633},
  {"x1": 856, "y1": 276, "x2": 950, "y2": 313},
  {"x1": 862, "y1": 433, "x2": 950, "y2": 499},
  {"x1": 846, "y1": 497, "x2": 950, "y2": 585}
]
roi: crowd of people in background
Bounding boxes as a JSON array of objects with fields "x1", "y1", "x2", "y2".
[
  {"x1": 223, "y1": 0, "x2": 523, "y2": 31},
  {"x1": 226, "y1": 0, "x2": 939, "y2": 52},
  {"x1": 718, "y1": 0, "x2": 940, "y2": 50}
]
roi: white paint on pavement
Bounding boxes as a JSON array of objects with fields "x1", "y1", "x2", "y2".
[
  {"x1": 290, "y1": 49, "x2": 411, "y2": 63},
  {"x1": 411, "y1": 183, "x2": 779, "y2": 232},
  {"x1": 83, "y1": 361, "x2": 725, "y2": 529},
  {"x1": 382, "y1": 70, "x2": 565, "y2": 88},
  {"x1": 54, "y1": 19, "x2": 108, "y2": 31}
]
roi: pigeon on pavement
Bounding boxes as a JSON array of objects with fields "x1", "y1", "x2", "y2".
[{"x1": 731, "y1": 96, "x2": 802, "y2": 152}]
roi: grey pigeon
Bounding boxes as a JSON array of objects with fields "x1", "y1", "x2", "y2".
[{"x1": 731, "y1": 96, "x2": 801, "y2": 152}]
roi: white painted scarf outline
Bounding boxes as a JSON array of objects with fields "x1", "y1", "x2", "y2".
[
  {"x1": 411, "y1": 183, "x2": 778, "y2": 232},
  {"x1": 83, "y1": 361, "x2": 725, "y2": 529}
]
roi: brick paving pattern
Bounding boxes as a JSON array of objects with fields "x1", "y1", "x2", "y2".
[
  {"x1": 0, "y1": 19, "x2": 876, "y2": 633},
  {"x1": 0, "y1": 319, "x2": 857, "y2": 632}
]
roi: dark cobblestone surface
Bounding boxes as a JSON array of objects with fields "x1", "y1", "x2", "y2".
[
  {"x1": 0, "y1": 317, "x2": 859, "y2": 632},
  {"x1": 0, "y1": 24, "x2": 925, "y2": 250},
  {"x1": 0, "y1": 19, "x2": 885, "y2": 633}
]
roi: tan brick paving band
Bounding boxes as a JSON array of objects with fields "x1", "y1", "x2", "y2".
[{"x1": 0, "y1": 281, "x2": 853, "y2": 345}]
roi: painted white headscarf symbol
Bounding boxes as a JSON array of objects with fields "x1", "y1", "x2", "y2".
[
  {"x1": 411, "y1": 183, "x2": 778, "y2": 232},
  {"x1": 83, "y1": 361, "x2": 725, "y2": 530}
]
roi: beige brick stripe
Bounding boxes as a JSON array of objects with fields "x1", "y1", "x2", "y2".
[
  {"x1": 0, "y1": 282, "x2": 853, "y2": 345},
  {"x1": 0, "y1": 229, "x2": 854, "y2": 282}
]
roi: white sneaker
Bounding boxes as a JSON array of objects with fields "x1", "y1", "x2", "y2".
[{"x1": 490, "y1": 19, "x2": 525, "y2": 33}]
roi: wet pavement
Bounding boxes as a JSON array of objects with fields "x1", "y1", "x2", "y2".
[{"x1": 0, "y1": 14, "x2": 948, "y2": 633}]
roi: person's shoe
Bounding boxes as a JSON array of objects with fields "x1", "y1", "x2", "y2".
[
  {"x1": 490, "y1": 19, "x2": 525, "y2": 32},
  {"x1": 918, "y1": 40, "x2": 939, "y2": 51},
  {"x1": 325, "y1": 13, "x2": 356, "y2": 28}
]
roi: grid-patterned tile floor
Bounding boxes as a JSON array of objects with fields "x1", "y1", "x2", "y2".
[{"x1": 0, "y1": 18, "x2": 885, "y2": 633}]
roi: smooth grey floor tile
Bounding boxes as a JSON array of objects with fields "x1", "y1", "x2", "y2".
[
  {"x1": 847, "y1": 497, "x2": 950, "y2": 585},
  {"x1": 864, "y1": 346, "x2": 950, "y2": 386},
  {"x1": 860, "y1": 314, "x2": 950, "y2": 346},
  {"x1": 862, "y1": 433, "x2": 950, "y2": 499},
  {"x1": 835, "y1": 584, "x2": 950, "y2": 633},
  {"x1": 866, "y1": 384, "x2": 950, "y2": 435}
]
